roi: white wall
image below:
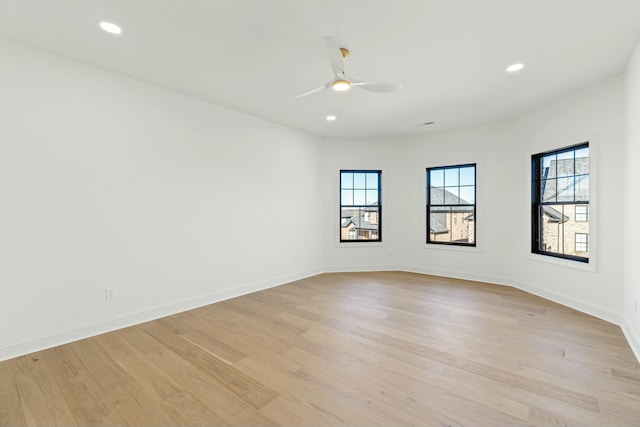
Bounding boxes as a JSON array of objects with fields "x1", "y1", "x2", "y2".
[
  {"x1": 322, "y1": 125, "x2": 515, "y2": 285},
  {"x1": 0, "y1": 38, "x2": 324, "y2": 361},
  {"x1": 321, "y1": 138, "x2": 402, "y2": 271},
  {"x1": 511, "y1": 77, "x2": 625, "y2": 323},
  {"x1": 624, "y1": 40, "x2": 640, "y2": 358},
  {"x1": 322, "y1": 76, "x2": 626, "y2": 325},
  {"x1": 398, "y1": 124, "x2": 515, "y2": 285}
]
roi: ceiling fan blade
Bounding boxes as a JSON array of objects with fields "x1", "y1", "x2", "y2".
[
  {"x1": 295, "y1": 81, "x2": 331, "y2": 98},
  {"x1": 324, "y1": 35, "x2": 345, "y2": 76},
  {"x1": 350, "y1": 79, "x2": 401, "y2": 93}
]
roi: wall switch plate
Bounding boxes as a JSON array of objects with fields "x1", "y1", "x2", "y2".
[{"x1": 105, "y1": 287, "x2": 116, "y2": 301}]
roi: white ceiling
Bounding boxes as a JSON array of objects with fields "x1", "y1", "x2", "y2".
[{"x1": 1, "y1": 0, "x2": 640, "y2": 139}]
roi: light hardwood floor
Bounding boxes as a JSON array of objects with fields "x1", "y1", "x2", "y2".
[{"x1": 2, "y1": 271, "x2": 640, "y2": 426}]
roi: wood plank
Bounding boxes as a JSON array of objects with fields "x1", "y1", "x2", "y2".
[
  {"x1": 144, "y1": 321, "x2": 278, "y2": 409},
  {"x1": 0, "y1": 359, "x2": 27, "y2": 426},
  {"x1": 9, "y1": 354, "x2": 77, "y2": 427},
  {"x1": 136, "y1": 335, "x2": 277, "y2": 426}
]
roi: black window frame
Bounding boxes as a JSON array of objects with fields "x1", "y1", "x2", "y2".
[
  {"x1": 531, "y1": 142, "x2": 589, "y2": 263},
  {"x1": 426, "y1": 163, "x2": 476, "y2": 247},
  {"x1": 339, "y1": 170, "x2": 382, "y2": 243}
]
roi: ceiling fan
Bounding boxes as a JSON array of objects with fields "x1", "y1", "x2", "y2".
[{"x1": 296, "y1": 36, "x2": 401, "y2": 98}]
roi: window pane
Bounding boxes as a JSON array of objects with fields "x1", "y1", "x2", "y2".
[
  {"x1": 575, "y1": 205, "x2": 589, "y2": 222},
  {"x1": 556, "y1": 151, "x2": 574, "y2": 177},
  {"x1": 341, "y1": 172, "x2": 353, "y2": 189},
  {"x1": 444, "y1": 168, "x2": 459, "y2": 186},
  {"x1": 341, "y1": 189, "x2": 353, "y2": 205},
  {"x1": 428, "y1": 206, "x2": 475, "y2": 244},
  {"x1": 576, "y1": 175, "x2": 589, "y2": 201},
  {"x1": 340, "y1": 207, "x2": 379, "y2": 241},
  {"x1": 444, "y1": 187, "x2": 459, "y2": 204},
  {"x1": 366, "y1": 173, "x2": 379, "y2": 189},
  {"x1": 541, "y1": 179, "x2": 556, "y2": 202},
  {"x1": 539, "y1": 204, "x2": 589, "y2": 257},
  {"x1": 428, "y1": 207, "x2": 452, "y2": 243},
  {"x1": 540, "y1": 205, "x2": 562, "y2": 253},
  {"x1": 430, "y1": 187, "x2": 445, "y2": 205},
  {"x1": 575, "y1": 148, "x2": 589, "y2": 174},
  {"x1": 533, "y1": 143, "x2": 589, "y2": 262},
  {"x1": 575, "y1": 233, "x2": 589, "y2": 252},
  {"x1": 459, "y1": 186, "x2": 475, "y2": 204},
  {"x1": 427, "y1": 164, "x2": 476, "y2": 247},
  {"x1": 429, "y1": 169, "x2": 444, "y2": 187},
  {"x1": 541, "y1": 155, "x2": 554, "y2": 178},
  {"x1": 341, "y1": 208, "x2": 357, "y2": 240},
  {"x1": 341, "y1": 170, "x2": 381, "y2": 242},
  {"x1": 366, "y1": 189, "x2": 379, "y2": 205},
  {"x1": 556, "y1": 177, "x2": 574, "y2": 202},
  {"x1": 459, "y1": 167, "x2": 475, "y2": 185}
]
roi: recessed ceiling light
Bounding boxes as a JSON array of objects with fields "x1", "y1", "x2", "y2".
[
  {"x1": 99, "y1": 21, "x2": 122, "y2": 34},
  {"x1": 506, "y1": 63, "x2": 524, "y2": 73},
  {"x1": 326, "y1": 115, "x2": 337, "y2": 121}
]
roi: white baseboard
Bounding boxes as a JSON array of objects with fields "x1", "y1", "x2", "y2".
[
  {"x1": 323, "y1": 264, "x2": 399, "y2": 273},
  {"x1": 398, "y1": 263, "x2": 623, "y2": 325},
  {"x1": 512, "y1": 279, "x2": 623, "y2": 325},
  {"x1": 3, "y1": 265, "x2": 638, "y2": 365},
  {"x1": 0, "y1": 267, "x2": 324, "y2": 362},
  {"x1": 396, "y1": 264, "x2": 514, "y2": 288},
  {"x1": 621, "y1": 320, "x2": 640, "y2": 364}
]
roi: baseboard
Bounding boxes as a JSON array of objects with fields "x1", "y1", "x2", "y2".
[
  {"x1": 0, "y1": 267, "x2": 324, "y2": 362},
  {"x1": 511, "y1": 279, "x2": 623, "y2": 326},
  {"x1": 323, "y1": 264, "x2": 399, "y2": 273},
  {"x1": 397, "y1": 264, "x2": 514, "y2": 288},
  {"x1": 621, "y1": 320, "x2": 640, "y2": 364},
  {"x1": 2, "y1": 265, "x2": 636, "y2": 365}
]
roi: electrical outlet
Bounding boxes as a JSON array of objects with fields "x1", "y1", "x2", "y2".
[{"x1": 105, "y1": 287, "x2": 116, "y2": 301}]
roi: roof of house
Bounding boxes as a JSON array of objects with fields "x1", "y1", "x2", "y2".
[
  {"x1": 427, "y1": 187, "x2": 475, "y2": 234},
  {"x1": 541, "y1": 157, "x2": 589, "y2": 201},
  {"x1": 542, "y1": 206, "x2": 569, "y2": 222},
  {"x1": 341, "y1": 210, "x2": 378, "y2": 231},
  {"x1": 429, "y1": 187, "x2": 473, "y2": 206},
  {"x1": 430, "y1": 213, "x2": 449, "y2": 234}
]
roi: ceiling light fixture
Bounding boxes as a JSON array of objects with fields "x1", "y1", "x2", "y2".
[
  {"x1": 506, "y1": 63, "x2": 524, "y2": 73},
  {"x1": 331, "y1": 79, "x2": 351, "y2": 92},
  {"x1": 99, "y1": 21, "x2": 122, "y2": 34},
  {"x1": 326, "y1": 115, "x2": 337, "y2": 121}
]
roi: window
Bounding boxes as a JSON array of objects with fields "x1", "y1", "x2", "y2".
[
  {"x1": 340, "y1": 170, "x2": 381, "y2": 242},
  {"x1": 532, "y1": 142, "x2": 589, "y2": 262},
  {"x1": 426, "y1": 164, "x2": 476, "y2": 246},
  {"x1": 575, "y1": 205, "x2": 589, "y2": 222},
  {"x1": 575, "y1": 233, "x2": 589, "y2": 252}
]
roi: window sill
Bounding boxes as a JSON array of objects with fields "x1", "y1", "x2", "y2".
[
  {"x1": 423, "y1": 243, "x2": 482, "y2": 253},
  {"x1": 527, "y1": 253, "x2": 597, "y2": 272},
  {"x1": 336, "y1": 241, "x2": 387, "y2": 248}
]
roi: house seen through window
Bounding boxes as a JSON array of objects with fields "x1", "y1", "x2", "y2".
[
  {"x1": 340, "y1": 170, "x2": 381, "y2": 242},
  {"x1": 531, "y1": 142, "x2": 589, "y2": 262},
  {"x1": 426, "y1": 164, "x2": 476, "y2": 246}
]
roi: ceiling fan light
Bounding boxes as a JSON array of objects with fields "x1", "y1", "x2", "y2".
[
  {"x1": 99, "y1": 21, "x2": 122, "y2": 34},
  {"x1": 331, "y1": 79, "x2": 351, "y2": 92},
  {"x1": 506, "y1": 63, "x2": 524, "y2": 73}
]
